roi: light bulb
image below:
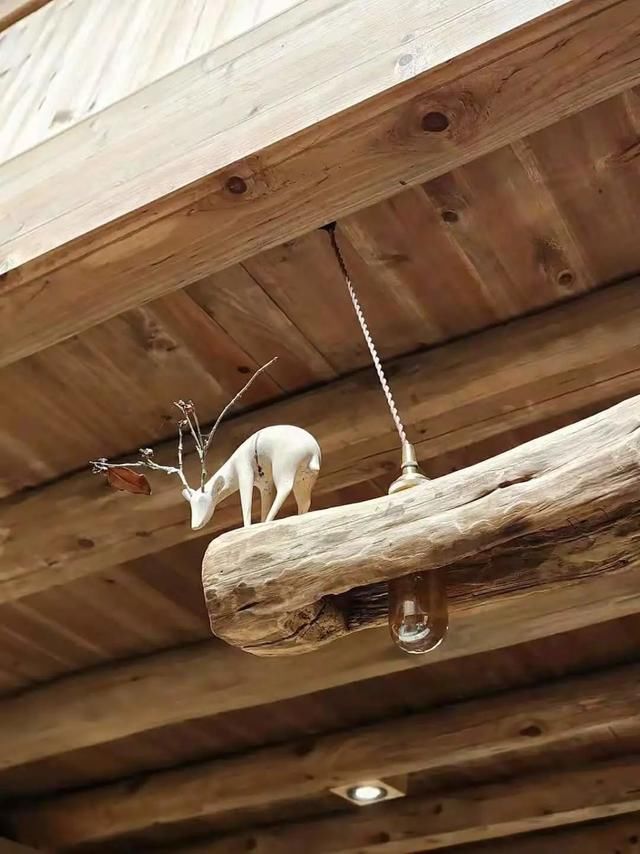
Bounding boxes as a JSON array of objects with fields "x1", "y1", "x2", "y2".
[
  {"x1": 347, "y1": 784, "x2": 387, "y2": 803},
  {"x1": 387, "y1": 441, "x2": 449, "y2": 655},
  {"x1": 388, "y1": 569, "x2": 448, "y2": 654}
]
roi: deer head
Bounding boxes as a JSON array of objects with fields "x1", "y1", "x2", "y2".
[
  {"x1": 181, "y1": 484, "x2": 213, "y2": 530},
  {"x1": 91, "y1": 359, "x2": 277, "y2": 531}
]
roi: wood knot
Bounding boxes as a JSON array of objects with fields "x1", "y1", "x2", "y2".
[
  {"x1": 226, "y1": 175, "x2": 248, "y2": 195},
  {"x1": 557, "y1": 269, "x2": 574, "y2": 288},
  {"x1": 421, "y1": 111, "x2": 450, "y2": 132},
  {"x1": 520, "y1": 723, "x2": 543, "y2": 737}
]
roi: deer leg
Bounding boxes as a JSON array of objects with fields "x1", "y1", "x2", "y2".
[
  {"x1": 238, "y1": 467, "x2": 255, "y2": 527},
  {"x1": 293, "y1": 470, "x2": 316, "y2": 514},
  {"x1": 258, "y1": 482, "x2": 275, "y2": 523},
  {"x1": 265, "y1": 473, "x2": 294, "y2": 523}
]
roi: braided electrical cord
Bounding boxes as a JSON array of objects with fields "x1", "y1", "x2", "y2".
[{"x1": 325, "y1": 224, "x2": 407, "y2": 445}]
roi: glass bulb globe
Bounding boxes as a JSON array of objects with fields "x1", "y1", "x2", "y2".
[{"x1": 388, "y1": 569, "x2": 448, "y2": 655}]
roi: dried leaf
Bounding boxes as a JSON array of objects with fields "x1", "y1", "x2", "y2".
[{"x1": 106, "y1": 468, "x2": 151, "y2": 495}]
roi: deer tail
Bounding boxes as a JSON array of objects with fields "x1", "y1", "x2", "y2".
[{"x1": 309, "y1": 449, "x2": 321, "y2": 474}]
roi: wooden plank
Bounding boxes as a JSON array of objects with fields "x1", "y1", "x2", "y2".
[
  {"x1": 0, "y1": 0, "x2": 303, "y2": 161},
  {"x1": 187, "y1": 265, "x2": 336, "y2": 390},
  {"x1": 0, "y1": 0, "x2": 50, "y2": 33},
  {"x1": 180, "y1": 758, "x2": 640, "y2": 853},
  {"x1": 3, "y1": 0, "x2": 640, "y2": 365},
  {"x1": 2, "y1": 279, "x2": 640, "y2": 605},
  {"x1": 2, "y1": 557, "x2": 640, "y2": 771},
  {"x1": 0, "y1": 285, "x2": 269, "y2": 496},
  {"x1": 8, "y1": 663, "x2": 640, "y2": 848},
  {"x1": 203, "y1": 395, "x2": 640, "y2": 653},
  {"x1": 445, "y1": 814, "x2": 640, "y2": 853},
  {"x1": 519, "y1": 91, "x2": 640, "y2": 286},
  {"x1": 0, "y1": 840, "x2": 40, "y2": 854}
]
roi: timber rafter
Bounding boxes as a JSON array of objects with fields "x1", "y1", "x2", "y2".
[{"x1": 2, "y1": 0, "x2": 640, "y2": 364}]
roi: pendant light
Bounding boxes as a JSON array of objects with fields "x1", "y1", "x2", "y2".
[{"x1": 323, "y1": 223, "x2": 449, "y2": 654}]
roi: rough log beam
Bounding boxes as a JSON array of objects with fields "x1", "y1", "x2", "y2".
[
  {"x1": 2, "y1": 280, "x2": 640, "y2": 606},
  {"x1": 203, "y1": 396, "x2": 640, "y2": 654},
  {"x1": 444, "y1": 815, "x2": 640, "y2": 853},
  {"x1": 2, "y1": 0, "x2": 640, "y2": 364},
  {"x1": 181, "y1": 758, "x2": 640, "y2": 854},
  {"x1": 0, "y1": 842, "x2": 40, "y2": 854},
  {"x1": 2, "y1": 285, "x2": 640, "y2": 770},
  {"x1": 7, "y1": 663, "x2": 640, "y2": 849},
  {"x1": 3, "y1": 555, "x2": 640, "y2": 771}
]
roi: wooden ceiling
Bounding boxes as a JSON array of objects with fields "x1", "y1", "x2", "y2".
[
  {"x1": 2, "y1": 0, "x2": 640, "y2": 851},
  {"x1": 4, "y1": 89, "x2": 640, "y2": 495}
]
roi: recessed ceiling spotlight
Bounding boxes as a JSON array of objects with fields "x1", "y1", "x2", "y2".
[
  {"x1": 331, "y1": 777, "x2": 407, "y2": 806},
  {"x1": 347, "y1": 783, "x2": 387, "y2": 803}
]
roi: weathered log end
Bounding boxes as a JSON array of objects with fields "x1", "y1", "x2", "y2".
[
  {"x1": 204, "y1": 583, "x2": 349, "y2": 657},
  {"x1": 203, "y1": 396, "x2": 640, "y2": 656}
]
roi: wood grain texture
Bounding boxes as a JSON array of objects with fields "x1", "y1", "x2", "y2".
[
  {"x1": 0, "y1": 0, "x2": 303, "y2": 160},
  {"x1": 444, "y1": 814, "x2": 640, "y2": 854},
  {"x1": 181, "y1": 758, "x2": 640, "y2": 853},
  {"x1": 9, "y1": 663, "x2": 640, "y2": 848},
  {"x1": 3, "y1": 559, "x2": 640, "y2": 772},
  {"x1": 1, "y1": 598, "x2": 637, "y2": 789},
  {"x1": 3, "y1": 0, "x2": 640, "y2": 365},
  {"x1": 205, "y1": 394, "x2": 640, "y2": 652},
  {"x1": 0, "y1": 0, "x2": 50, "y2": 32},
  {"x1": 0, "y1": 840, "x2": 39, "y2": 854},
  {"x1": 2, "y1": 279, "x2": 640, "y2": 605},
  {"x1": 0, "y1": 291, "x2": 278, "y2": 497},
  {"x1": 4, "y1": 91, "x2": 640, "y2": 497}
]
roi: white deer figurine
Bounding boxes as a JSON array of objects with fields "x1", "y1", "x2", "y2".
[
  {"x1": 187, "y1": 425, "x2": 321, "y2": 530},
  {"x1": 91, "y1": 359, "x2": 321, "y2": 531}
]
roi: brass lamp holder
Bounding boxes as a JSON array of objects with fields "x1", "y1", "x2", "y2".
[{"x1": 388, "y1": 441, "x2": 429, "y2": 495}]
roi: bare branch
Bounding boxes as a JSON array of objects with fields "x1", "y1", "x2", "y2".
[
  {"x1": 90, "y1": 447, "x2": 192, "y2": 492},
  {"x1": 174, "y1": 399, "x2": 207, "y2": 487},
  {"x1": 174, "y1": 401, "x2": 202, "y2": 458},
  {"x1": 204, "y1": 357, "x2": 278, "y2": 454},
  {"x1": 91, "y1": 357, "x2": 277, "y2": 496},
  {"x1": 177, "y1": 421, "x2": 185, "y2": 475}
]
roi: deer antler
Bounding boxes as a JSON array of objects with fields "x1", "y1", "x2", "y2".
[
  {"x1": 90, "y1": 419, "x2": 191, "y2": 492},
  {"x1": 204, "y1": 356, "x2": 277, "y2": 452},
  {"x1": 90, "y1": 357, "x2": 278, "y2": 494}
]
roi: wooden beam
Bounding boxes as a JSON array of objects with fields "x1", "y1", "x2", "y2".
[
  {"x1": 2, "y1": 558, "x2": 640, "y2": 771},
  {"x1": 204, "y1": 395, "x2": 640, "y2": 653},
  {"x1": 0, "y1": 0, "x2": 50, "y2": 33},
  {"x1": 0, "y1": 842, "x2": 39, "y2": 854},
  {"x1": 8, "y1": 663, "x2": 640, "y2": 848},
  {"x1": 0, "y1": 0, "x2": 303, "y2": 162},
  {"x1": 443, "y1": 814, "x2": 640, "y2": 854},
  {"x1": 2, "y1": 0, "x2": 640, "y2": 364},
  {"x1": 0, "y1": 845, "x2": 39, "y2": 854},
  {"x1": 180, "y1": 758, "x2": 640, "y2": 853},
  {"x1": 2, "y1": 280, "x2": 640, "y2": 606}
]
